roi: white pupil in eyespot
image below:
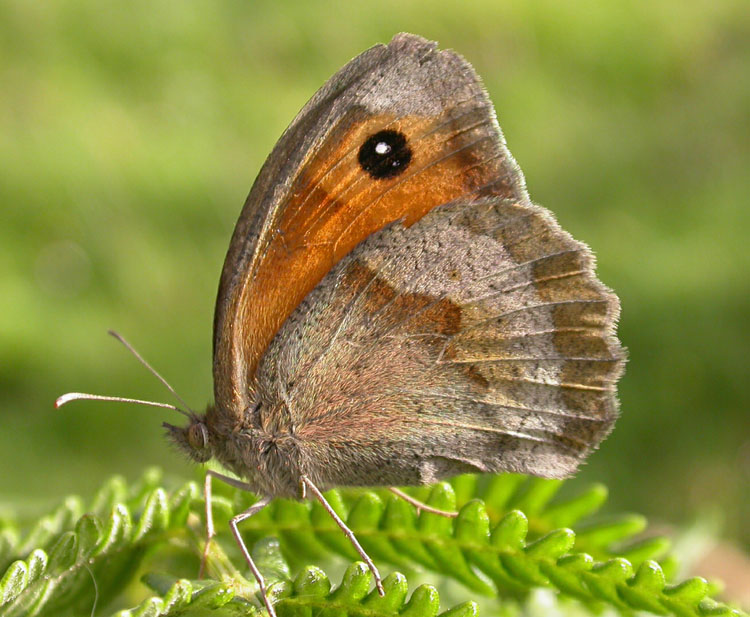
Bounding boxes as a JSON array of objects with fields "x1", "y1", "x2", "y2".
[{"x1": 375, "y1": 142, "x2": 391, "y2": 155}]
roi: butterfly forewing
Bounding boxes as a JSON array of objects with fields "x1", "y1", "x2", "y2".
[{"x1": 213, "y1": 34, "x2": 525, "y2": 416}]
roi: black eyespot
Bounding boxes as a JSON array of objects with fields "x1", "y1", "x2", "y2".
[{"x1": 358, "y1": 130, "x2": 412, "y2": 179}]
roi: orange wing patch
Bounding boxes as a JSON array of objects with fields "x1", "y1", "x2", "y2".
[{"x1": 233, "y1": 105, "x2": 514, "y2": 385}]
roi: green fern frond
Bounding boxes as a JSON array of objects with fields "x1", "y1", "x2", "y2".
[
  {"x1": 214, "y1": 475, "x2": 673, "y2": 595},
  {"x1": 0, "y1": 470, "x2": 197, "y2": 617},
  {"x1": 114, "y1": 563, "x2": 478, "y2": 617},
  {"x1": 0, "y1": 469, "x2": 745, "y2": 617}
]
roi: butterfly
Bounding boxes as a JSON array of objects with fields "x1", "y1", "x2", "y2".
[{"x1": 58, "y1": 33, "x2": 624, "y2": 616}]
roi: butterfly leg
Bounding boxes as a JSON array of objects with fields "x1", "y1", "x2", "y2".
[
  {"x1": 200, "y1": 469, "x2": 259, "y2": 577},
  {"x1": 229, "y1": 496, "x2": 274, "y2": 617},
  {"x1": 301, "y1": 475, "x2": 385, "y2": 596},
  {"x1": 389, "y1": 487, "x2": 458, "y2": 518},
  {"x1": 199, "y1": 471, "x2": 214, "y2": 578},
  {"x1": 200, "y1": 470, "x2": 276, "y2": 617}
]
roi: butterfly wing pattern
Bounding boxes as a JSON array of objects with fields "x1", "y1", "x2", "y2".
[
  {"x1": 214, "y1": 33, "x2": 523, "y2": 413},
  {"x1": 258, "y1": 195, "x2": 624, "y2": 488},
  {"x1": 210, "y1": 33, "x2": 624, "y2": 495}
]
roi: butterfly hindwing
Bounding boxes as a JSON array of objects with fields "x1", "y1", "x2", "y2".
[{"x1": 254, "y1": 192, "x2": 624, "y2": 487}]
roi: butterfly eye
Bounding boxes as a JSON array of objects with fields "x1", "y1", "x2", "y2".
[
  {"x1": 358, "y1": 129, "x2": 412, "y2": 179},
  {"x1": 187, "y1": 422, "x2": 208, "y2": 450}
]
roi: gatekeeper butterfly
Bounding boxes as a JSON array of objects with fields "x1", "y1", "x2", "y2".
[{"x1": 59, "y1": 33, "x2": 625, "y2": 615}]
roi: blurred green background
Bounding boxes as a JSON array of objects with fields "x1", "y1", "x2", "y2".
[{"x1": 1, "y1": 0, "x2": 748, "y2": 557}]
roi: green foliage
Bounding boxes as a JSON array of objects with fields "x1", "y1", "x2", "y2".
[
  {"x1": 110, "y1": 565, "x2": 478, "y2": 617},
  {"x1": 0, "y1": 469, "x2": 744, "y2": 617},
  {"x1": 0, "y1": 468, "x2": 196, "y2": 616}
]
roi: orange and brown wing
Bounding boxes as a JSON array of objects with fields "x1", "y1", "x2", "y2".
[
  {"x1": 213, "y1": 34, "x2": 525, "y2": 416},
  {"x1": 214, "y1": 33, "x2": 624, "y2": 485},
  {"x1": 254, "y1": 195, "x2": 624, "y2": 487}
]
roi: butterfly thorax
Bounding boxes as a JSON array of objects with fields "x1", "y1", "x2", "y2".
[
  {"x1": 165, "y1": 403, "x2": 306, "y2": 498},
  {"x1": 206, "y1": 401, "x2": 306, "y2": 499}
]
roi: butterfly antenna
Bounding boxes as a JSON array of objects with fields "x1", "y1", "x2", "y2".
[
  {"x1": 55, "y1": 392, "x2": 190, "y2": 418},
  {"x1": 107, "y1": 330, "x2": 195, "y2": 414}
]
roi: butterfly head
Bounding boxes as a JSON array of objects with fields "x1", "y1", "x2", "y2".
[{"x1": 164, "y1": 413, "x2": 212, "y2": 463}]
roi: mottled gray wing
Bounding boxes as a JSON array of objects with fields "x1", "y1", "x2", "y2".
[{"x1": 255, "y1": 190, "x2": 625, "y2": 488}]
